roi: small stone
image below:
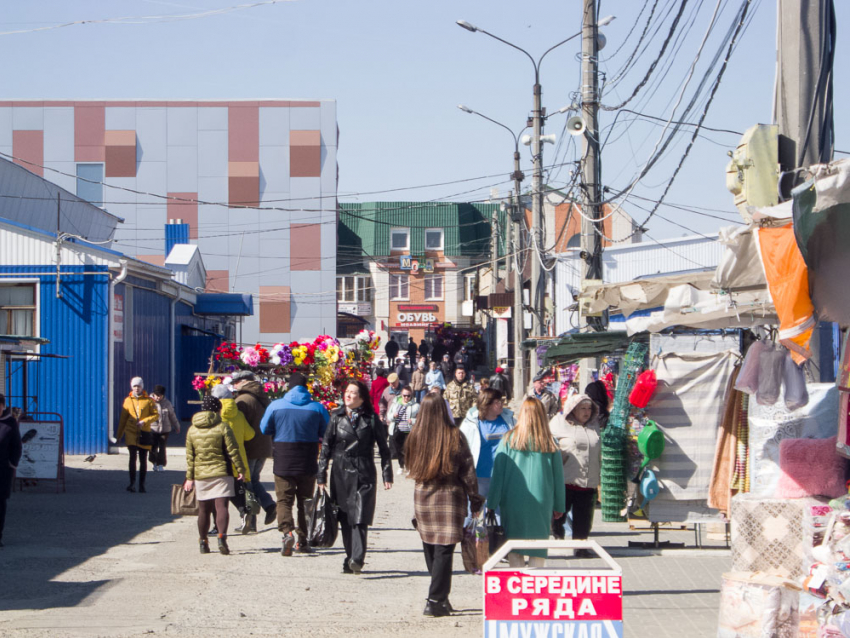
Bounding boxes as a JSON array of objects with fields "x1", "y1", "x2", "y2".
[{"x1": 240, "y1": 612, "x2": 247, "y2": 618}]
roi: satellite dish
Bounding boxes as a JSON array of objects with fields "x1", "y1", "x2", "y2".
[{"x1": 567, "y1": 116, "x2": 586, "y2": 136}]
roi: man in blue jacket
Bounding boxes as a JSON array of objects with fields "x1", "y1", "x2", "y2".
[{"x1": 261, "y1": 372, "x2": 329, "y2": 556}]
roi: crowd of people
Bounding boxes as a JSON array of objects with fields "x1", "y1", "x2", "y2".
[{"x1": 106, "y1": 337, "x2": 611, "y2": 619}]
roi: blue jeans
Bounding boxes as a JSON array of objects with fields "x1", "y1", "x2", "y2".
[
  {"x1": 248, "y1": 458, "x2": 275, "y2": 511},
  {"x1": 416, "y1": 389, "x2": 427, "y2": 403}
]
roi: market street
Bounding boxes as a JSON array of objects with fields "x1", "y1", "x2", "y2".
[{"x1": 0, "y1": 453, "x2": 729, "y2": 638}]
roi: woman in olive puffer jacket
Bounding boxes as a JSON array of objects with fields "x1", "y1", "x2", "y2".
[{"x1": 184, "y1": 396, "x2": 246, "y2": 555}]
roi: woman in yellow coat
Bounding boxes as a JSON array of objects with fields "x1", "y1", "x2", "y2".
[
  {"x1": 212, "y1": 384, "x2": 256, "y2": 534},
  {"x1": 116, "y1": 377, "x2": 158, "y2": 493}
]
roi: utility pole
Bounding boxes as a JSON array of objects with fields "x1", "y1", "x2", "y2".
[
  {"x1": 774, "y1": 0, "x2": 835, "y2": 382},
  {"x1": 580, "y1": 0, "x2": 605, "y2": 329},
  {"x1": 529, "y1": 75, "x2": 544, "y2": 378},
  {"x1": 511, "y1": 153, "x2": 526, "y2": 402}
]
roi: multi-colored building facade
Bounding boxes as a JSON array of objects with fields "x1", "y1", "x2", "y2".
[{"x1": 0, "y1": 99, "x2": 338, "y2": 343}]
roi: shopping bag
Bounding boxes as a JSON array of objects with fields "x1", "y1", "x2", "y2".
[
  {"x1": 171, "y1": 484, "x2": 198, "y2": 516},
  {"x1": 486, "y1": 510, "x2": 507, "y2": 556},
  {"x1": 306, "y1": 487, "x2": 338, "y2": 548},
  {"x1": 461, "y1": 518, "x2": 489, "y2": 574},
  {"x1": 244, "y1": 485, "x2": 261, "y2": 516}
]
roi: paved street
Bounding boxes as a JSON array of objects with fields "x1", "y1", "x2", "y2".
[{"x1": 0, "y1": 453, "x2": 728, "y2": 637}]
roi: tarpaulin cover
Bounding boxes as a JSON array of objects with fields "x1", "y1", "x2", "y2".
[
  {"x1": 649, "y1": 349, "x2": 738, "y2": 502},
  {"x1": 540, "y1": 331, "x2": 634, "y2": 366},
  {"x1": 793, "y1": 159, "x2": 850, "y2": 325},
  {"x1": 756, "y1": 224, "x2": 815, "y2": 364}
]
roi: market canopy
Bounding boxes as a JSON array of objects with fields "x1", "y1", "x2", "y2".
[{"x1": 525, "y1": 331, "x2": 635, "y2": 366}]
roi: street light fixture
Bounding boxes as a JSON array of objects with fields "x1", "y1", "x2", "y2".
[{"x1": 457, "y1": 17, "x2": 614, "y2": 376}]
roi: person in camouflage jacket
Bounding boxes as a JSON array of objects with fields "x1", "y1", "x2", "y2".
[{"x1": 445, "y1": 367, "x2": 477, "y2": 422}]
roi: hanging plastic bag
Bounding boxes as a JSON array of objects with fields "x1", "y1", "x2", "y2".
[
  {"x1": 629, "y1": 370, "x2": 657, "y2": 409},
  {"x1": 461, "y1": 518, "x2": 489, "y2": 574},
  {"x1": 306, "y1": 487, "x2": 338, "y2": 548},
  {"x1": 783, "y1": 352, "x2": 810, "y2": 411},
  {"x1": 735, "y1": 340, "x2": 769, "y2": 395},
  {"x1": 756, "y1": 343, "x2": 785, "y2": 405}
]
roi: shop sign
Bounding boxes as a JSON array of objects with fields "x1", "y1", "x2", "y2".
[
  {"x1": 399, "y1": 255, "x2": 413, "y2": 270},
  {"x1": 492, "y1": 306, "x2": 512, "y2": 319},
  {"x1": 422, "y1": 258, "x2": 435, "y2": 273},
  {"x1": 484, "y1": 571, "x2": 623, "y2": 638},
  {"x1": 397, "y1": 312, "x2": 438, "y2": 324},
  {"x1": 339, "y1": 303, "x2": 372, "y2": 316},
  {"x1": 496, "y1": 319, "x2": 509, "y2": 360},
  {"x1": 398, "y1": 304, "x2": 439, "y2": 312}
]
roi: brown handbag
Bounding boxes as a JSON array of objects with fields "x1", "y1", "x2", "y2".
[{"x1": 171, "y1": 484, "x2": 199, "y2": 516}]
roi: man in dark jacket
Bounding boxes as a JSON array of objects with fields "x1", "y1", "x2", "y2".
[
  {"x1": 418, "y1": 339, "x2": 430, "y2": 364},
  {"x1": 232, "y1": 371, "x2": 275, "y2": 532},
  {"x1": 453, "y1": 345, "x2": 470, "y2": 370},
  {"x1": 384, "y1": 336, "x2": 399, "y2": 363},
  {"x1": 261, "y1": 373, "x2": 329, "y2": 556},
  {"x1": 406, "y1": 339, "x2": 417, "y2": 364},
  {"x1": 440, "y1": 353, "x2": 454, "y2": 381},
  {"x1": 0, "y1": 394, "x2": 22, "y2": 547}
]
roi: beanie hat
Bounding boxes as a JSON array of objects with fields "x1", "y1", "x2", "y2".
[
  {"x1": 288, "y1": 372, "x2": 308, "y2": 388},
  {"x1": 153, "y1": 384, "x2": 166, "y2": 396},
  {"x1": 211, "y1": 384, "x2": 233, "y2": 399},
  {"x1": 130, "y1": 377, "x2": 144, "y2": 389},
  {"x1": 202, "y1": 395, "x2": 222, "y2": 412}
]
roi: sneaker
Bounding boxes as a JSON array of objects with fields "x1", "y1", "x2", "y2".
[
  {"x1": 218, "y1": 536, "x2": 230, "y2": 555},
  {"x1": 574, "y1": 548, "x2": 594, "y2": 559},
  {"x1": 208, "y1": 526, "x2": 219, "y2": 537},
  {"x1": 396, "y1": 467, "x2": 405, "y2": 476},
  {"x1": 281, "y1": 532, "x2": 295, "y2": 557},
  {"x1": 342, "y1": 559, "x2": 353, "y2": 574},
  {"x1": 264, "y1": 507, "x2": 277, "y2": 527},
  {"x1": 423, "y1": 599, "x2": 450, "y2": 617},
  {"x1": 348, "y1": 558, "x2": 362, "y2": 575},
  {"x1": 295, "y1": 540, "x2": 313, "y2": 554},
  {"x1": 236, "y1": 514, "x2": 250, "y2": 535}
]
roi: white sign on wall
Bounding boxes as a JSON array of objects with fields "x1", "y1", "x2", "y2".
[
  {"x1": 113, "y1": 293, "x2": 124, "y2": 343},
  {"x1": 496, "y1": 319, "x2": 509, "y2": 360}
]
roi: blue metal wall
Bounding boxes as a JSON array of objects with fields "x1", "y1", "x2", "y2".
[
  {"x1": 165, "y1": 223, "x2": 190, "y2": 257},
  {"x1": 174, "y1": 300, "x2": 217, "y2": 420},
  {"x1": 112, "y1": 277, "x2": 172, "y2": 431},
  {"x1": 0, "y1": 265, "x2": 109, "y2": 455}
]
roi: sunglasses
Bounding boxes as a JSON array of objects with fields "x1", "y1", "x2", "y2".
[{"x1": 402, "y1": 394, "x2": 412, "y2": 398}]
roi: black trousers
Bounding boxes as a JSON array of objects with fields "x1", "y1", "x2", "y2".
[
  {"x1": 561, "y1": 488, "x2": 596, "y2": 539},
  {"x1": 0, "y1": 497, "x2": 7, "y2": 542},
  {"x1": 128, "y1": 445, "x2": 148, "y2": 486},
  {"x1": 390, "y1": 430, "x2": 409, "y2": 469},
  {"x1": 338, "y1": 510, "x2": 368, "y2": 566},
  {"x1": 423, "y1": 542, "x2": 455, "y2": 602},
  {"x1": 150, "y1": 433, "x2": 169, "y2": 467}
]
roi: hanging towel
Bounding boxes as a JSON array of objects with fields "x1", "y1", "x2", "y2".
[
  {"x1": 708, "y1": 366, "x2": 743, "y2": 517},
  {"x1": 755, "y1": 344, "x2": 785, "y2": 406},
  {"x1": 734, "y1": 340, "x2": 768, "y2": 395},
  {"x1": 782, "y1": 352, "x2": 809, "y2": 411}
]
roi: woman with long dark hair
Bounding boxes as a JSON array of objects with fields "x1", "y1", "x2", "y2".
[
  {"x1": 405, "y1": 394, "x2": 483, "y2": 617},
  {"x1": 318, "y1": 380, "x2": 393, "y2": 575}
]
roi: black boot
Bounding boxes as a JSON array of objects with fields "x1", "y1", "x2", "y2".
[
  {"x1": 218, "y1": 535, "x2": 230, "y2": 555},
  {"x1": 423, "y1": 600, "x2": 450, "y2": 617},
  {"x1": 126, "y1": 482, "x2": 136, "y2": 493},
  {"x1": 138, "y1": 482, "x2": 146, "y2": 494},
  {"x1": 199, "y1": 538, "x2": 210, "y2": 554}
]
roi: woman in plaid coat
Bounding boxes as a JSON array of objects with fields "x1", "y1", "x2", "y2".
[{"x1": 404, "y1": 394, "x2": 484, "y2": 618}]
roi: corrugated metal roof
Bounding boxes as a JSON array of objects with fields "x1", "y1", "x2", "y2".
[
  {"x1": 0, "y1": 157, "x2": 122, "y2": 242},
  {"x1": 339, "y1": 201, "x2": 506, "y2": 259}
]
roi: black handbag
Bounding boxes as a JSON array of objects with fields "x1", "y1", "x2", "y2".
[
  {"x1": 137, "y1": 428, "x2": 154, "y2": 447},
  {"x1": 485, "y1": 509, "x2": 507, "y2": 556},
  {"x1": 306, "y1": 487, "x2": 338, "y2": 548}
]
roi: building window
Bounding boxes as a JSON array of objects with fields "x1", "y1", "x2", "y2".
[
  {"x1": 390, "y1": 228, "x2": 409, "y2": 251},
  {"x1": 425, "y1": 228, "x2": 444, "y2": 251},
  {"x1": 390, "y1": 274, "x2": 409, "y2": 300},
  {"x1": 336, "y1": 276, "x2": 372, "y2": 303},
  {"x1": 0, "y1": 283, "x2": 36, "y2": 336},
  {"x1": 76, "y1": 163, "x2": 104, "y2": 205},
  {"x1": 424, "y1": 274, "x2": 443, "y2": 301},
  {"x1": 463, "y1": 274, "x2": 476, "y2": 302}
]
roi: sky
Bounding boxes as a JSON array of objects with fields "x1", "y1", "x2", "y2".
[{"x1": 1, "y1": 0, "x2": 847, "y2": 242}]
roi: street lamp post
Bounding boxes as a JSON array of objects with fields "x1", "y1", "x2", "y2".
[
  {"x1": 457, "y1": 16, "x2": 614, "y2": 379},
  {"x1": 458, "y1": 104, "x2": 528, "y2": 402}
]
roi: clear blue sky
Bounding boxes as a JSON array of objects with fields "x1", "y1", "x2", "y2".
[{"x1": 1, "y1": 0, "x2": 847, "y2": 241}]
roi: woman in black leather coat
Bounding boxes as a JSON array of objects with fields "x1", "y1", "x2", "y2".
[{"x1": 318, "y1": 380, "x2": 393, "y2": 574}]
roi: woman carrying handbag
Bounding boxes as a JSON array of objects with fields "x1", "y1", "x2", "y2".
[
  {"x1": 317, "y1": 380, "x2": 393, "y2": 575},
  {"x1": 116, "y1": 377, "x2": 158, "y2": 493}
]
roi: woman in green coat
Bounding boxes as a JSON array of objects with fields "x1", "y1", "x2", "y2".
[
  {"x1": 184, "y1": 396, "x2": 246, "y2": 555},
  {"x1": 486, "y1": 397, "x2": 565, "y2": 568}
]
